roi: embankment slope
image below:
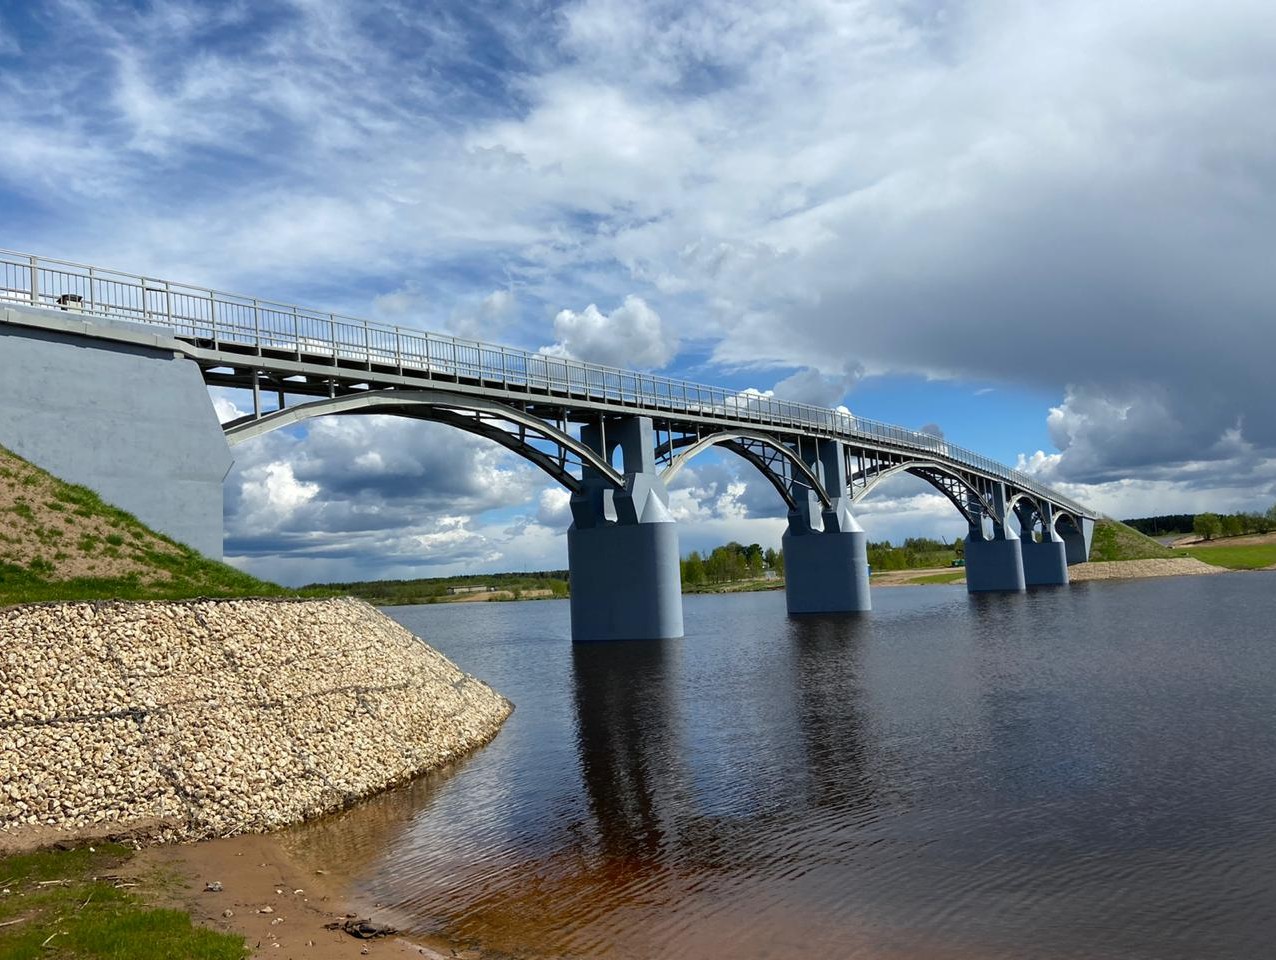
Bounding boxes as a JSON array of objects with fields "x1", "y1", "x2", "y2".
[
  {"x1": 1, "y1": 597, "x2": 511, "y2": 848},
  {"x1": 0, "y1": 449, "x2": 513, "y2": 850}
]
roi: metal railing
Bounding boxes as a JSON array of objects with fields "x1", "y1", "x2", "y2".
[{"x1": 0, "y1": 250, "x2": 1091, "y2": 517}]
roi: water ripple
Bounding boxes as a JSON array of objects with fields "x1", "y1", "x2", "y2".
[{"x1": 283, "y1": 576, "x2": 1276, "y2": 960}]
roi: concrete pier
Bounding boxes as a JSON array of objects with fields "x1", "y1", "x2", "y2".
[
  {"x1": 965, "y1": 484, "x2": 1026, "y2": 592},
  {"x1": 567, "y1": 417, "x2": 683, "y2": 642},
  {"x1": 784, "y1": 439, "x2": 871, "y2": 614},
  {"x1": 965, "y1": 533, "x2": 1027, "y2": 592},
  {"x1": 1021, "y1": 537, "x2": 1069, "y2": 586},
  {"x1": 1018, "y1": 501, "x2": 1069, "y2": 586}
]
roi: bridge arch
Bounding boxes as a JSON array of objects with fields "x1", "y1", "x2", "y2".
[
  {"x1": 849, "y1": 459, "x2": 999, "y2": 526},
  {"x1": 658, "y1": 430, "x2": 831, "y2": 511},
  {"x1": 222, "y1": 389, "x2": 626, "y2": 494}
]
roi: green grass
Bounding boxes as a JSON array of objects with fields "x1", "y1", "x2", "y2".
[
  {"x1": 1, "y1": 446, "x2": 290, "y2": 608},
  {"x1": 682, "y1": 578, "x2": 784, "y2": 595},
  {"x1": 1088, "y1": 519, "x2": 1177, "y2": 562},
  {"x1": 907, "y1": 570, "x2": 967, "y2": 585},
  {"x1": 1181, "y1": 542, "x2": 1276, "y2": 570},
  {"x1": 0, "y1": 845, "x2": 246, "y2": 960}
]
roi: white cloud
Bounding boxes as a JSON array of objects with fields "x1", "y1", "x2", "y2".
[
  {"x1": 771, "y1": 364, "x2": 864, "y2": 408},
  {"x1": 536, "y1": 487, "x2": 573, "y2": 527},
  {"x1": 5, "y1": 0, "x2": 1273, "y2": 574},
  {"x1": 541, "y1": 296, "x2": 677, "y2": 369},
  {"x1": 237, "y1": 462, "x2": 320, "y2": 528}
]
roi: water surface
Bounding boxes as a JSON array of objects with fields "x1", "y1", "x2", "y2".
[{"x1": 287, "y1": 576, "x2": 1276, "y2": 959}]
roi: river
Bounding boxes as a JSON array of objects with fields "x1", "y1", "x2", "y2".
[{"x1": 285, "y1": 574, "x2": 1276, "y2": 959}]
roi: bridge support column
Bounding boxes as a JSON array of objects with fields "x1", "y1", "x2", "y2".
[
  {"x1": 1017, "y1": 502, "x2": 1068, "y2": 586},
  {"x1": 1059, "y1": 515, "x2": 1094, "y2": 565},
  {"x1": 784, "y1": 439, "x2": 871, "y2": 614},
  {"x1": 567, "y1": 416, "x2": 683, "y2": 643},
  {"x1": 965, "y1": 484, "x2": 1026, "y2": 592}
]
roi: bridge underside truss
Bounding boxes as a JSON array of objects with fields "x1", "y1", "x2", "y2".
[
  {"x1": 221, "y1": 389, "x2": 624, "y2": 494},
  {"x1": 845, "y1": 449, "x2": 1008, "y2": 526},
  {"x1": 214, "y1": 380, "x2": 1071, "y2": 532},
  {"x1": 653, "y1": 426, "x2": 830, "y2": 511}
]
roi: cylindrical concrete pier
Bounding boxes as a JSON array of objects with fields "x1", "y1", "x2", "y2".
[
  {"x1": 568, "y1": 519, "x2": 683, "y2": 642},
  {"x1": 783, "y1": 527, "x2": 872, "y2": 614},
  {"x1": 965, "y1": 534, "x2": 1026, "y2": 592}
]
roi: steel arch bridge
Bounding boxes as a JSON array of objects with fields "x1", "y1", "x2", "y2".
[{"x1": 0, "y1": 250, "x2": 1098, "y2": 641}]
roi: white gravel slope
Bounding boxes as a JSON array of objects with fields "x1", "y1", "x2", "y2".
[{"x1": 0, "y1": 597, "x2": 511, "y2": 845}]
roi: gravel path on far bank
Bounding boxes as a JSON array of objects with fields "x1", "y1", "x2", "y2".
[{"x1": 0, "y1": 597, "x2": 511, "y2": 850}]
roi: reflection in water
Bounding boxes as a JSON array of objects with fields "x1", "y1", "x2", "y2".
[
  {"x1": 784, "y1": 616, "x2": 875, "y2": 813},
  {"x1": 571, "y1": 639, "x2": 679, "y2": 863},
  {"x1": 285, "y1": 579, "x2": 1276, "y2": 960}
]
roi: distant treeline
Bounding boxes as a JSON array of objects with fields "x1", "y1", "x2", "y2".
[
  {"x1": 1124, "y1": 509, "x2": 1276, "y2": 539},
  {"x1": 1121, "y1": 515, "x2": 1197, "y2": 536},
  {"x1": 680, "y1": 536, "x2": 960, "y2": 585},
  {"x1": 867, "y1": 537, "x2": 959, "y2": 571},
  {"x1": 681, "y1": 542, "x2": 776, "y2": 585},
  {"x1": 305, "y1": 570, "x2": 569, "y2": 605}
]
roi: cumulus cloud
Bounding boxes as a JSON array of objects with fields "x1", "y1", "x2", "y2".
[
  {"x1": 771, "y1": 363, "x2": 864, "y2": 408},
  {"x1": 222, "y1": 413, "x2": 549, "y2": 580},
  {"x1": 6, "y1": 0, "x2": 1274, "y2": 574},
  {"x1": 536, "y1": 487, "x2": 573, "y2": 527},
  {"x1": 541, "y1": 296, "x2": 677, "y2": 369}
]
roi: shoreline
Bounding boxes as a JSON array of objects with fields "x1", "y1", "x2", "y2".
[{"x1": 134, "y1": 832, "x2": 457, "y2": 959}]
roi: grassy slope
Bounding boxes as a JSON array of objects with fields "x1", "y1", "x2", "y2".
[
  {"x1": 1088, "y1": 519, "x2": 1177, "y2": 561},
  {"x1": 1181, "y1": 541, "x2": 1276, "y2": 570},
  {"x1": 0, "y1": 845, "x2": 246, "y2": 960},
  {"x1": 0, "y1": 446, "x2": 288, "y2": 607}
]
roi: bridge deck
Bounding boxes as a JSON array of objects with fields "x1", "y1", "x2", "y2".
[{"x1": 0, "y1": 250, "x2": 1093, "y2": 518}]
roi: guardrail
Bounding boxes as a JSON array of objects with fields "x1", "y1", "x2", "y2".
[{"x1": 0, "y1": 250, "x2": 1091, "y2": 517}]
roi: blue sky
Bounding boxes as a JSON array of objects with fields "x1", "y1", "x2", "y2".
[{"x1": 2, "y1": 0, "x2": 1274, "y2": 584}]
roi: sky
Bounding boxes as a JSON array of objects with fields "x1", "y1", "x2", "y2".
[{"x1": 1, "y1": 0, "x2": 1274, "y2": 585}]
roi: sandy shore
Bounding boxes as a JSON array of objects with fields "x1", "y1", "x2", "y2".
[
  {"x1": 872, "y1": 556, "x2": 1228, "y2": 586},
  {"x1": 134, "y1": 832, "x2": 461, "y2": 960}
]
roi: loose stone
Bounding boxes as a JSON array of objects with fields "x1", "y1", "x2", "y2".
[{"x1": 0, "y1": 597, "x2": 512, "y2": 846}]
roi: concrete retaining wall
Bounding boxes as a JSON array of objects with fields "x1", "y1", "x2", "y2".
[
  {"x1": 0, "y1": 305, "x2": 231, "y2": 558},
  {"x1": 0, "y1": 598, "x2": 511, "y2": 845}
]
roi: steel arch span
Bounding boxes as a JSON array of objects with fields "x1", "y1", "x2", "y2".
[{"x1": 223, "y1": 389, "x2": 626, "y2": 495}]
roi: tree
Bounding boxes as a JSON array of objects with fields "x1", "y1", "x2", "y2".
[
  {"x1": 682, "y1": 551, "x2": 706, "y2": 586},
  {"x1": 1220, "y1": 513, "x2": 1244, "y2": 539},
  {"x1": 1194, "y1": 513, "x2": 1221, "y2": 541},
  {"x1": 1267, "y1": 502, "x2": 1276, "y2": 525}
]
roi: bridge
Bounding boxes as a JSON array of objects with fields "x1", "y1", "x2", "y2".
[{"x1": 0, "y1": 250, "x2": 1096, "y2": 641}]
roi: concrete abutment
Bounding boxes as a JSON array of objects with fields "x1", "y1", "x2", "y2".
[{"x1": 0, "y1": 306, "x2": 231, "y2": 558}]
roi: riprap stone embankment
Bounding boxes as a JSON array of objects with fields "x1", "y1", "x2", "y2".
[{"x1": 0, "y1": 597, "x2": 511, "y2": 846}]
